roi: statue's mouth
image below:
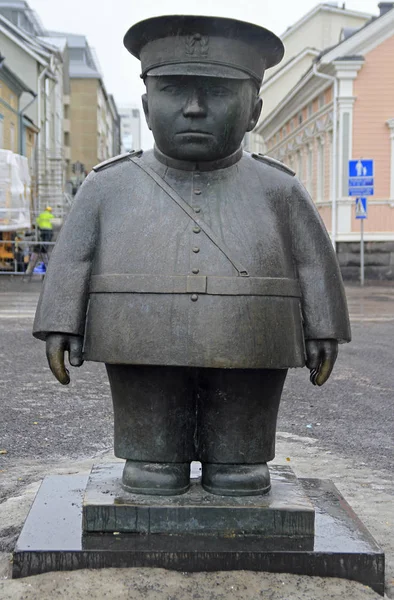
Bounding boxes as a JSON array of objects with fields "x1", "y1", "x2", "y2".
[{"x1": 176, "y1": 131, "x2": 213, "y2": 136}]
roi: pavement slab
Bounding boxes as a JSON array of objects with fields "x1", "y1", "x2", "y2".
[{"x1": 0, "y1": 567, "x2": 386, "y2": 600}]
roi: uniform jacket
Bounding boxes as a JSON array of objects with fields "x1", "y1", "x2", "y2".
[{"x1": 33, "y1": 148, "x2": 351, "y2": 368}]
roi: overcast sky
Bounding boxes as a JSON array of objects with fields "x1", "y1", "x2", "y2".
[{"x1": 27, "y1": 0, "x2": 379, "y2": 147}]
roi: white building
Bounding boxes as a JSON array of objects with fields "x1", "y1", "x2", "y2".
[
  {"x1": 118, "y1": 105, "x2": 141, "y2": 153},
  {"x1": 248, "y1": 2, "x2": 373, "y2": 153}
]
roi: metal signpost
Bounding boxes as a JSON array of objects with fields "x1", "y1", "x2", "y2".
[
  {"x1": 355, "y1": 198, "x2": 367, "y2": 286},
  {"x1": 349, "y1": 160, "x2": 374, "y2": 286}
]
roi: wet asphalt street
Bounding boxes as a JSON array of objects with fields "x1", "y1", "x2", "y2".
[{"x1": 0, "y1": 278, "x2": 393, "y2": 483}]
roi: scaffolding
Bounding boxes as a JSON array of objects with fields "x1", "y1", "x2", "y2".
[{"x1": 0, "y1": 150, "x2": 31, "y2": 232}]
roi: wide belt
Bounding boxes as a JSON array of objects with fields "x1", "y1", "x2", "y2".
[{"x1": 90, "y1": 275, "x2": 301, "y2": 297}]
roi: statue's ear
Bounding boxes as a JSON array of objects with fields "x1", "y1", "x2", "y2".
[
  {"x1": 142, "y1": 93, "x2": 151, "y2": 130},
  {"x1": 247, "y1": 97, "x2": 263, "y2": 132}
]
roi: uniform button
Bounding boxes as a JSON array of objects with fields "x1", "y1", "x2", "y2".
[
  {"x1": 194, "y1": 207, "x2": 201, "y2": 213},
  {"x1": 192, "y1": 268, "x2": 200, "y2": 274},
  {"x1": 194, "y1": 189, "x2": 202, "y2": 195},
  {"x1": 191, "y1": 294, "x2": 198, "y2": 302},
  {"x1": 192, "y1": 247, "x2": 200, "y2": 253},
  {"x1": 193, "y1": 226, "x2": 201, "y2": 233}
]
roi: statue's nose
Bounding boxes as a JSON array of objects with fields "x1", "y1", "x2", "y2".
[{"x1": 182, "y1": 91, "x2": 207, "y2": 118}]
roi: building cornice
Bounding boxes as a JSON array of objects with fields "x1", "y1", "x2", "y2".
[
  {"x1": 0, "y1": 21, "x2": 47, "y2": 66},
  {"x1": 320, "y1": 8, "x2": 394, "y2": 65},
  {"x1": 269, "y1": 104, "x2": 334, "y2": 155},
  {"x1": 261, "y1": 48, "x2": 320, "y2": 92},
  {"x1": 280, "y1": 4, "x2": 373, "y2": 41},
  {"x1": 0, "y1": 62, "x2": 34, "y2": 96},
  {"x1": 258, "y1": 69, "x2": 332, "y2": 137},
  {"x1": 258, "y1": 54, "x2": 365, "y2": 140},
  {"x1": 386, "y1": 118, "x2": 394, "y2": 132},
  {"x1": 332, "y1": 57, "x2": 365, "y2": 78}
]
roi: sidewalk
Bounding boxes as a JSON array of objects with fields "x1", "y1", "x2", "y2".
[
  {"x1": 1, "y1": 434, "x2": 392, "y2": 599},
  {"x1": 0, "y1": 278, "x2": 393, "y2": 599}
]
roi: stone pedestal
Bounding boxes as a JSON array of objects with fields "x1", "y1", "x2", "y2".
[
  {"x1": 82, "y1": 464, "x2": 314, "y2": 545},
  {"x1": 12, "y1": 464, "x2": 385, "y2": 596}
]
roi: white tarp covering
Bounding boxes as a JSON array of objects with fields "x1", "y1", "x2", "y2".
[{"x1": 0, "y1": 150, "x2": 31, "y2": 231}]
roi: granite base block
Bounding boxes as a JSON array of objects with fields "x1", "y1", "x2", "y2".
[
  {"x1": 82, "y1": 463, "x2": 315, "y2": 540},
  {"x1": 12, "y1": 472, "x2": 385, "y2": 595}
]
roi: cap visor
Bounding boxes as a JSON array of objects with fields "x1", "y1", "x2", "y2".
[{"x1": 146, "y1": 62, "x2": 250, "y2": 79}]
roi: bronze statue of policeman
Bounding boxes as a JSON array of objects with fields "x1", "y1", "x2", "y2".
[{"x1": 33, "y1": 15, "x2": 351, "y2": 497}]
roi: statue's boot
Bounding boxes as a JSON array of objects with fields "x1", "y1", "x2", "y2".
[
  {"x1": 122, "y1": 460, "x2": 190, "y2": 495},
  {"x1": 202, "y1": 463, "x2": 271, "y2": 496}
]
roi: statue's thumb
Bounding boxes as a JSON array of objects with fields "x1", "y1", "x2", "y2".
[{"x1": 69, "y1": 339, "x2": 84, "y2": 367}]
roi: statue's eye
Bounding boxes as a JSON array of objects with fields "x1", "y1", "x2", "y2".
[
  {"x1": 208, "y1": 86, "x2": 231, "y2": 97},
  {"x1": 161, "y1": 84, "x2": 184, "y2": 94}
]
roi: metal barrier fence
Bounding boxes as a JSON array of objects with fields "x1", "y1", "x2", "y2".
[{"x1": 0, "y1": 240, "x2": 56, "y2": 276}]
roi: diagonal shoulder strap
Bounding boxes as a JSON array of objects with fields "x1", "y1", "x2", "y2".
[{"x1": 129, "y1": 156, "x2": 249, "y2": 277}]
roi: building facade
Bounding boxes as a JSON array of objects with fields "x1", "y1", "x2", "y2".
[
  {"x1": 0, "y1": 59, "x2": 35, "y2": 153},
  {"x1": 259, "y1": 3, "x2": 394, "y2": 280},
  {"x1": 47, "y1": 32, "x2": 121, "y2": 191},
  {"x1": 119, "y1": 105, "x2": 141, "y2": 153},
  {"x1": 0, "y1": 4, "x2": 65, "y2": 217},
  {"x1": 0, "y1": 0, "x2": 121, "y2": 209},
  {"x1": 247, "y1": 2, "x2": 373, "y2": 153}
]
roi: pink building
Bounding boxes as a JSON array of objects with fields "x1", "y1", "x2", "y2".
[{"x1": 256, "y1": 3, "x2": 394, "y2": 280}]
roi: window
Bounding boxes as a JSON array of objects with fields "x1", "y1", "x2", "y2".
[
  {"x1": 308, "y1": 102, "x2": 313, "y2": 118},
  {"x1": 282, "y1": 126, "x2": 287, "y2": 139},
  {"x1": 318, "y1": 93, "x2": 325, "y2": 109},
  {"x1": 132, "y1": 109, "x2": 139, "y2": 118},
  {"x1": 298, "y1": 112, "x2": 303, "y2": 126},
  {"x1": 10, "y1": 122, "x2": 15, "y2": 152},
  {"x1": 317, "y1": 138, "x2": 325, "y2": 201},
  {"x1": 297, "y1": 150, "x2": 303, "y2": 181},
  {"x1": 307, "y1": 146, "x2": 313, "y2": 195},
  {"x1": 0, "y1": 116, "x2": 3, "y2": 148},
  {"x1": 69, "y1": 48, "x2": 85, "y2": 61}
]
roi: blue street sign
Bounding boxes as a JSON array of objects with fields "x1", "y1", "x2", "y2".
[
  {"x1": 349, "y1": 187, "x2": 374, "y2": 197},
  {"x1": 349, "y1": 159, "x2": 374, "y2": 178},
  {"x1": 355, "y1": 197, "x2": 367, "y2": 219},
  {"x1": 349, "y1": 159, "x2": 374, "y2": 196},
  {"x1": 348, "y1": 178, "x2": 374, "y2": 187}
]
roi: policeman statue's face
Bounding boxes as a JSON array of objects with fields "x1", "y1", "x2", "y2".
[{"x1": 142, "y1": 75, "x2": 262, "y2": 162}]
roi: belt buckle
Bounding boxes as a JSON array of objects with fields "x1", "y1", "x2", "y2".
[{"x1": 186, "y1": 275, "x2": 207, "y2": 294}]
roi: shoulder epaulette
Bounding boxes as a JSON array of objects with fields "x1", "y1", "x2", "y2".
[
  {"x1": 93, "y1": 150, "x2": 143, "y2": 172},
  {"x1": 252, "y1": 153, "x2": 295, "y2": 176}
]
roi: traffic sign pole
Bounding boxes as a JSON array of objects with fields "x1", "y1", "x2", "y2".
[
  {"x1": 360, "y1": 218, "x2": 364, "y2": 287},
  {"x1": 350, "y1": 160, "x2": 373, "y2": 286}
]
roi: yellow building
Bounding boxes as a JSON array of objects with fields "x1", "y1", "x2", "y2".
[
  {"x1": 50, "y1": 33, "x2": 121, "y2": 188},
  {"x1": 0, "y1": 58, "x2": 37, "y2": 155},
  {"x1": 0, "y1": 67, "x2": 20, "y2": 153}
]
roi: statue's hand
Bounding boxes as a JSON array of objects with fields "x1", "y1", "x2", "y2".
[
  {"x1": 306, "y1": 339, "x2": 338, "y2": 387},
  {"x1": 45, "y1": 334, "x2": 84, "y2": 385}
]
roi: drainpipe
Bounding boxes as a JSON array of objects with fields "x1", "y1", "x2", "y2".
[
  {"x1": 312, "y1": 63, "x2": 338, "y2": 250},
  {"x1": 35, "y1": 66, "x2": 49, "y2": 227}
]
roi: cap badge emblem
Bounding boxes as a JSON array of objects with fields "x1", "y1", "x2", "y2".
[{"x1": 185, "y1": 33, "x2": 209, "y2": 57}]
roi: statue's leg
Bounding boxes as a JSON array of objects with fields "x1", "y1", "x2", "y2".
[
  {"x1": 105, "y1": 364, "x2": 196, "y2": 495},
  {"x1": 197, "y1": 368, "x2": 287, "y2": 496}
]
